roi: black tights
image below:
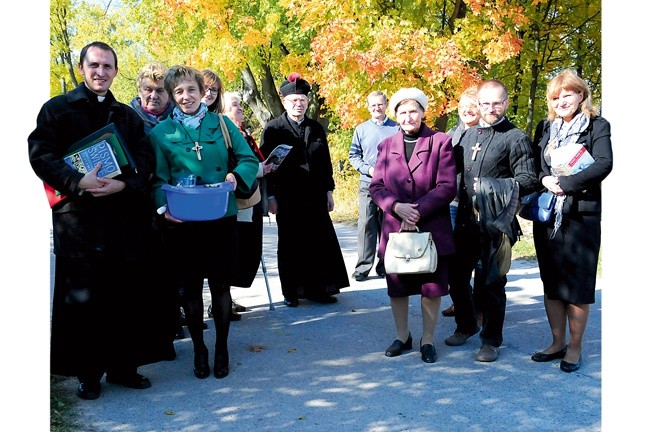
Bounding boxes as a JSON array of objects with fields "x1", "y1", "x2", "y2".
[{"x1": 179, "y1": 276, "x2": 231, "y2": 356}]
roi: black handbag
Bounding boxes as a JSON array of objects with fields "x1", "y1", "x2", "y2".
[{"x1": 519, "y1": 191, "x2": 556, "y2": 223}]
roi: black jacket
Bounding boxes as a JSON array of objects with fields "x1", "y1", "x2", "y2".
[
  {"x1": 533, "y1": 116, "x2": 613, "y2": 214},
  {"x1": 28, "y1": 84, "x2": 155, "y2": 259}
]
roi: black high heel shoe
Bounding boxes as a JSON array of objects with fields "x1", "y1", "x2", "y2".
[
  {"x1": 193, "y1": 348, "x2": 210, "y2": 379},
  {"x1": 385, "y1": 332, "x2": 413, "y2": 357},
  {"x1": 214, "y1": 349, "x2": 229, "y2": 379}
]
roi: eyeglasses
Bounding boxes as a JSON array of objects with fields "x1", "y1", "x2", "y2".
[
  {"x1": 205, "y1": 87, "x2": 220, "y2": 95},
  {"x1": 478, "y1": 100, "x2": 506, "y2": 110},
  {"x1": 285, "y1": 98, "x2": 308, "y2": 105}
]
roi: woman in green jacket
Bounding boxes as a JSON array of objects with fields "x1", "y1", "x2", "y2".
[{"x1": 149, "y1": 65, "x2": 258, "y2": 379}]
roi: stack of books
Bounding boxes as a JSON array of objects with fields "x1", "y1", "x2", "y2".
[{"x1": 44, "y1": 123, "x2": 136, "y2": 208}]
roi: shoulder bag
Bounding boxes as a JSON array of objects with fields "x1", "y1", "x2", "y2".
[
  {"x1": 384, "y1": 227, "x2": 437, "y2": 275},
  {"x1": 218, "y1": 114, "x2": 261, "y2": 209},
  {"x1": 518, "y1": 191, "x2": 556, "y2": 223}
]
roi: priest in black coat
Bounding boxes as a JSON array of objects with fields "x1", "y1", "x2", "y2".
[
  {"x1": 260, "y1": 73, "x2": 349, "y2": 307},
  {"x1": 28, "y1": 42, "x2": 175, "y2": 400}
]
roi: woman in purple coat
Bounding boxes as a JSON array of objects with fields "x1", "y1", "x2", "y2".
[{"x1": 369, "y1": 88, "x2": 457, "y2": 363}]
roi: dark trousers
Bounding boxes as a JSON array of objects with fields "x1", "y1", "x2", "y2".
[
  {"x1": 448, "y1": 221, "x2": 507, "y2": 347},
  {"x1": 354, "y1": 181, "x2": 384, "y2": 276},
  {"x1": 51, "y1": 255, "x2": 140, "y2": 383}
]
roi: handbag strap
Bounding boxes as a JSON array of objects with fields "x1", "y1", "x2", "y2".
[
  {"x1": 399, "y1": 226, "x2": 420, "y2": 233},
  {"x1": 218, "y1": 114, "x2": 232, "y2": 150}
]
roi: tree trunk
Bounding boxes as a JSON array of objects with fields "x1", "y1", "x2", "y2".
[
  {"x1": 435, "y1": 114, "x2": 449, "y2": 133},
  {"x1": 448, "y1": 0, "x2": 467, "y2": 33},
  {"x1": 511, "y1": 29, "x2": 525, "y2": 118},
  {"x1": 240, "y1": 63, "x2": 274, "y2": 129},
  {"x1": 526, "y1": 21, "x2": 542, "y2": 137},
  {"x1": 527, "y1": 62, "x2": 541, "y2": 137},
  {"x1": 260, "y1": 62, "x2": 284, "y2": 118}
]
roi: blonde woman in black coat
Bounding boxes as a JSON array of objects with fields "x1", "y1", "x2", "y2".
[{"x1": 531, "y1": 69, "x2": 612, "y2": 373}]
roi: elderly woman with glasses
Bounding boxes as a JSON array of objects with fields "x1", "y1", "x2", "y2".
[{"x1": 221, "y1": 91, "x2": 273, "y2": 293}]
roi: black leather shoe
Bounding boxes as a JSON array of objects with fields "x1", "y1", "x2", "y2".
[
  {"x1": 232, "y1": 302, "x2": 246, "y2": 312},
  {"x1": 193, "y1": 350, "x2": 210, "y2": 379},
  {"x1": 106, "y1": 373, "x2": 151, "y2": 389},
  {"x1": 352, "y1": 272, "x2": 368, "y2": 281},
  {"x1": 560, "y1": 356, "x2": 582, "y2": 373},
  {"x1": 420, "y1": 343, "x2": 437, "y2": 363},
  {"x1": 175, "y1": 326, "x2": 186, "y2": 340},
  {"x1": 385, "y1": 333, "x2": 413, "y2": 357},
  {"x1": 214, "y1": 350, "x2": 229, "y2": 379},
  {"x1": 376, "y1": 270, "x2": 386, "y2": 278},
  {"x1": 230, "y1": 310, "x2": 242, "y2": 321},
  {"x1": 307, "y1": 294, "x2": 338, "y2": 304},
  {"x1": 531, "y1": 346, "x2": 567, "y2": 362},
  {"x1": 284, "y1": 298, "x2": 299, "y2": 307},
  {"x1": 77, "y1": 381, "x2": 101, "y2": 400}
]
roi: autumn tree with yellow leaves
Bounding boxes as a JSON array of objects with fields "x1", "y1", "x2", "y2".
[
  {"x1": 52, "y1": 0, "x2": 599, "y2": 134},
  {"x1": 50, "y1": 0, "x2": 600, "y2": 216}
]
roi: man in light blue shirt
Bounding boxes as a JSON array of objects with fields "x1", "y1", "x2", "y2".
[{"x1": 348, "y1": 91, "x2": 399, "y2": 281}]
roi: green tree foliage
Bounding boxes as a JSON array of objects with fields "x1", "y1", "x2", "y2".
[{"x1": 51, "y1": 0, "x2": 600, "y2": 158}]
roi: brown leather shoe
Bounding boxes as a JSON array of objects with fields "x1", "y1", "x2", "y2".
[
  {"x1": 444, "y1": 328, "x2": 478, "y2": 346},
  {"x1": 441, "y1": 304, "x2": 455, "y2": 317}
]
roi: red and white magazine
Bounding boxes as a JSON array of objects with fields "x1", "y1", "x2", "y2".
[{"x1": 551, "y1": 143, "x2": 595, "y2": 176}]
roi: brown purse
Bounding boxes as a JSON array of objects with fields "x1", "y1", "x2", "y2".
[{"x1": 218, "y1": 114, "x2": 261, "y2": 209}]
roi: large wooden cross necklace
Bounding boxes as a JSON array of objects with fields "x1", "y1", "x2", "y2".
[{"x1": 180, "y1": 121, "x2": 204, "y2": 160}]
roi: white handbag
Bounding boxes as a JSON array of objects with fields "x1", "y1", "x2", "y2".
[{"x1": 384, "y1": 228, "x2": 437, "y2": 275}]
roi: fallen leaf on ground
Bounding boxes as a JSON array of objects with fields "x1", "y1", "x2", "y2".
[{"x1": 247, "y1": 344, "x2": 267, "y2": 352}]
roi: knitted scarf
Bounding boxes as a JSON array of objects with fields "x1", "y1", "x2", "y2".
[
  {"x1": 546, "y1": 112, "x2": 590, "y2": 238},
  {"x1": 172, "y1": 102, "x2": 208, "y2": 129}
]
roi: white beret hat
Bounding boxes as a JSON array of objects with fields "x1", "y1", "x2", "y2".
[{"x1": 389, "y1": 88, "x2": 428, "y2": 116}]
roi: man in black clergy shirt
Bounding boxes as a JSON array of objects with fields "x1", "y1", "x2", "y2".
[
  {"x1": 29, "y1": 41, "x2": 174, "y2": 400},
  {"x1": 443, "y1": 79, "x2": 537, "y2": 363}
]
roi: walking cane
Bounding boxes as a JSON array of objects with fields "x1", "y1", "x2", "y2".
[{"x1": 260, "y1": 254, "x2": 274, "y2": 310}]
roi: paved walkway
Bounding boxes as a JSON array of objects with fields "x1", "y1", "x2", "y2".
[{"x1": 54, "y1": 218, "x2": 602, "y2": 431}]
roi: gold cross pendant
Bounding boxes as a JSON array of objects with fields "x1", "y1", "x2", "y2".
[
  {"x1": 471, "y1": 142, "x2": 482, "y2": 161},
  {"x1": 192, "y1": 142, "x2": 203, "y2": 160}
]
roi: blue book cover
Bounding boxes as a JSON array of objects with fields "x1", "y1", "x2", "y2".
[{"x1": 64, "y1": 139, "x2": 122, "y2": 178}]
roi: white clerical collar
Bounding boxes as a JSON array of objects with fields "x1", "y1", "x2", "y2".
[
  {"x1": 479, "y1": 117, "x2": 505, "y2": 128},
  {"x1": 84, "y1": 83, "x2": 106, "y2": 102}
]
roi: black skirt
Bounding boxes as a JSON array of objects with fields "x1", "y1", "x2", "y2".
[{"x1": 533, "y1": 212, "x2": 600, "y2": 304}]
